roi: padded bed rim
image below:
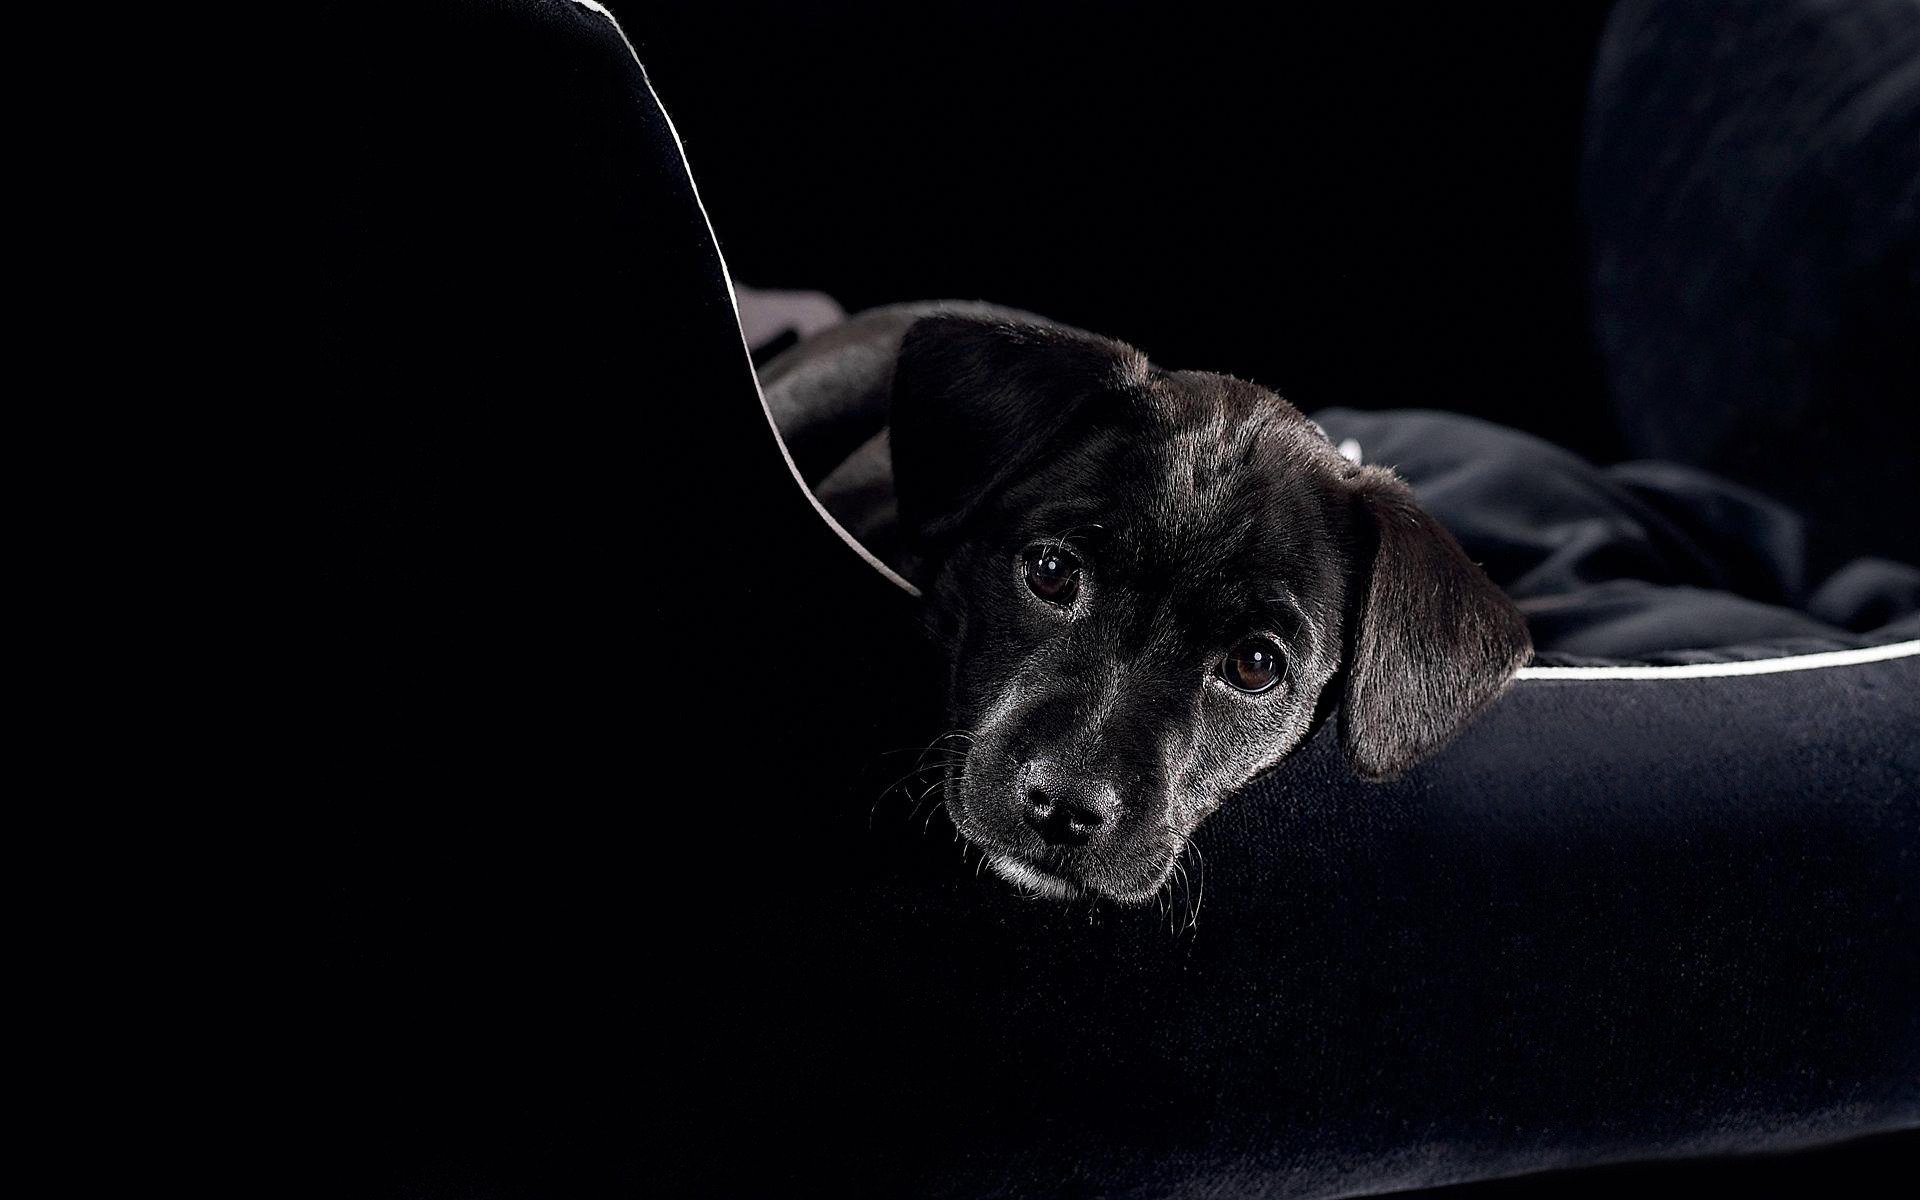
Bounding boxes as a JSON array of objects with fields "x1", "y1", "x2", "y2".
[
  {"x1": 567, "y1": 0, "x2": 921, "y2": 603},
  {"x1": 587, "y1": 0, "x2": 1920, "y2": 690}
]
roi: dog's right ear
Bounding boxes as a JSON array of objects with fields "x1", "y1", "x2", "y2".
[{"x1": 889, "y1": 315, "x2": 1144, "y2": 549}]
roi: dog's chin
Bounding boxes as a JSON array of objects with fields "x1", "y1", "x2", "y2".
[
  {"x1": 984, "y1": 853, "x2": 1083, "y2": 901},
  {"x1": 979, "y1": 850, "x2": 1172, "y2": 906}
]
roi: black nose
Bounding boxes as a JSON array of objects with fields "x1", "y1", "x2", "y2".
[{"x1": 1020, "y1": 760, "x2": 1120, "y2": 846}]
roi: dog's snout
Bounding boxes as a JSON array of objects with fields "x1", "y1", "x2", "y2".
[{"x1": 1020, "y1": 759, "x2": 1119, "y2": 846}]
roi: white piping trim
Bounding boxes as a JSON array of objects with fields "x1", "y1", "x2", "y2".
[
  {"x1": 571, "y1": 0, "x2": 923, "y2": 598},
  {"x1": 581, "y1": 2, "x2": 1915, "y2": 669},
  {"x1": 1515, "y1": 639, "x2": 1920, "y2": 680}
]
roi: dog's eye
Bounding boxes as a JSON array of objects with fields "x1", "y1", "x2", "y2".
[
  {"x1": 1024, "y1": 544, "x2": 1081, "y2": 604},
  {"x1": 1220, "y1": 638, "x2": 1284, "y2": 693}
]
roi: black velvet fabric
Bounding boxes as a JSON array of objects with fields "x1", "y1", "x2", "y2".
[
  {"x1": 1585, "y1": 0, "x2": 1920, "y2": 567},
  {"x1": 304, "y1": 3, "x2": 1919, "y2": 1196},
  {"x1": 1310, "y1": 409, "x2": 1920, "y2": 662},
  {"x1": 831, "y1": 661, "x2": 1920, "y2": 1198}
]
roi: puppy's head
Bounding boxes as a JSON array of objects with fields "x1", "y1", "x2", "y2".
[{"x1": 891, "y1": 315, "x2": 1530, "y2": 904}]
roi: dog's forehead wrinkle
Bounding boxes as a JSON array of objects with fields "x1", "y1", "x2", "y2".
[{"x1": 1136, "y1": 434, "x2": 1330, "y2": 561}]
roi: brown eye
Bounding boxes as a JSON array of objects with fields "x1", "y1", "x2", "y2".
[
  {"x1": 1220, "y1": 638, "x2": 1284, "y2": 693},
  {"x1": 1024, "y1": 544, "x2": 1081, "y2": 604}
]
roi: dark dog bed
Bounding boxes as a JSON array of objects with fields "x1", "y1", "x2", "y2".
[
  {"x1": 307, "y1": 2, "x2": 1920, "y2": 1195},
  {"x1": 749, "y1": 295, "x2": 1920, "y2": 1195}
]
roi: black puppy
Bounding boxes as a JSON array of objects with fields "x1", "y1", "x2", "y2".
[{"x1": 764, "y1": 306, "x2": 1531, "y2": 904}]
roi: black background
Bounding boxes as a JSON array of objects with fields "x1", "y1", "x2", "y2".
[{"x1": 614, "y1": 1, "x2": 1623, "y2": 460}]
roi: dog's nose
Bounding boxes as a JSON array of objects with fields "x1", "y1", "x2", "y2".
[{"x1": 1020, "y1": 760, "x2": 1119, "y2": 846}]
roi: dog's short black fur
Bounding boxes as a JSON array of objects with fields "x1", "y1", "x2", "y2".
[{"x1": 768, "y1": 307, "x2": 1531, "y2": 904}]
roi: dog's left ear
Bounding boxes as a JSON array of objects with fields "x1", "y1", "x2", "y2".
[
  {"x1": 889, "y1": 314, "x2": 1145, "y2": 550},
  {"x1": 1339, "y1": 466, "x2": 1532, "y2": 781}
]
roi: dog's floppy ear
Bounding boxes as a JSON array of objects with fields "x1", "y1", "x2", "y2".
[
  {"x1": 889, "y1": 314, "x2": 1144, "y2": 547},
  {"x1": 1339, "y1": 466, "x2": 1531, "y2": 781}
]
